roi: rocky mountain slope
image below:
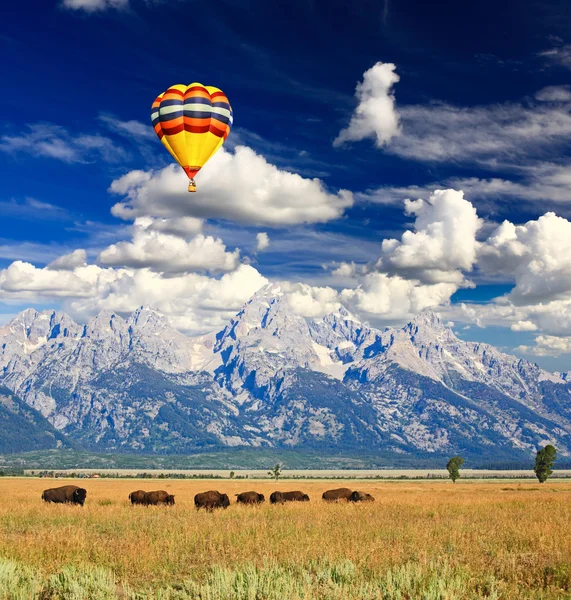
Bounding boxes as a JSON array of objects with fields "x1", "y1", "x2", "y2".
[
  {"x1": 0, "y1": 386, "x2": 71, "y2": 453},
  {"x1": 1, "y1": 284, "x2": 569, "y2": 458}
]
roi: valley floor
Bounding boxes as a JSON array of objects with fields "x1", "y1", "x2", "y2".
[{"x1": 1, "y1": 478, "x2": 570, "y2": 599}]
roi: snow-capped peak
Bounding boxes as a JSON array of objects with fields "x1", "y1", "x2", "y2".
[{"x1": 128, "y1": 306, "x2": 170, "y2": 332}]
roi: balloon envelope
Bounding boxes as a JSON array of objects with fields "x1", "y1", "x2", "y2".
[{"x1": 151, "y1": 83, "x2": 232, "y2": 189}]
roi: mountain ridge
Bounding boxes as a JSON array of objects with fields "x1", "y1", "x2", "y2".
[{"x1": 1, "y1": 284, "x2": 569, "y2": 458}]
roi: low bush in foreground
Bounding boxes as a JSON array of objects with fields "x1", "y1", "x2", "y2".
[{"x1": 0, "y1": 558, "x2": 504, "y2": 600}]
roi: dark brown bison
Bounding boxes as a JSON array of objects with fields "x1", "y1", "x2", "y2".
[
  {"x1": 270, "y1": 490, "x2": 309, "y2": 503},
  {"x1": 194, "y1": 490, "x2": 230, "y2": 510},
  {"x1": 128, "y1": 490, "x2": 147, "y2": 505},
  {"x1": 144, "y1": 490, "x2": 175, "y2": 506},
  {"x1": 269, "y1": 491, "x2": 285, "y2": 504},
  {"x1": 235, "y1": 491, "x2": 265, "y2": 504},
  {"x1": 41, "y1": 485, "x2": 87, "y2": 506},
  {"x1": 350, "y1": 491, "x2": 375, "y2": 502},
  {"x1": 322, "y1": 488, "x2": 354, "y2": 501}
]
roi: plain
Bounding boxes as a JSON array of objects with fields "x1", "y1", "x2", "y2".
[{"x1": 1, "y1": 477, "x2": 570, "y2": 599}]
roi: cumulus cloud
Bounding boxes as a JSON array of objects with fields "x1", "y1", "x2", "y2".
[
  {"x1": 110, "y1": 146, "x2": 353, "y2": 226},
  {"x1": 256, "y1": 232, "x2": 270, "y2": 252},
  {"x1": 510, "y1": 320, "x2": 538, "y2": 332},
  {"x1": 333, "y1": 62, "x2": 401, "y2": 148},
  {"x1": 48, "y1": 249, "x2": 88, "y2": 271},
  {"x1": 0, "y1": 259, "x2": 268, "y2": 335},
  {"x1": 479, "y1": 212, "x2": 571, "y2": 304},
  {"x1": 326, "y1": 190, "x2": 481, "y2": 323},
  {"x1": 332, "y1": 262, "x2": 358, "y2": 278},
  {"x1": 144, "y1": 216, "x2": 203, "y2": 238},
  {"x1": 517, "y1": 335, "x2": 571, "y2": 357},
  {"x1": 282, "y1": 282, "x2": 340, "y2": 318},
  {"x1": 62, "y1": 0, "x2": 128, "y2": 11},
  {"x1": 373, "y1": 189, "x2": 481, "y2": 285},
  {"x1": 0, "y1": 124, "x2": 126, "y2": 164},
  {"x1": 535, "y1": 85, "x2": 571, "y2": 102},
  {"x1": 98, "y1": 218, "x2": 239, "y2": 274},
  {"x1": 341, "y1": 273, "x2": 457, "y2": 321},
  {"x1": 439, "y1": 210, "x2": 571, "y2": 355}
]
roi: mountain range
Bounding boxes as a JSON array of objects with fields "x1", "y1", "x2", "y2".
[{"x1": 1, "y1": 283, "x2": 570, "y2": 462}]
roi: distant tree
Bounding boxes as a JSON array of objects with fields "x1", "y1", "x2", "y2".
[
  {"x1": 534, "y1": 445, "x2": 557, "y2": 483},
  {"x1": 268, "y1": 463, "x2": 282, "y2": 482},
  {"x1": 446, "y1": 456, "x2": 464, "y2": 483},
  {"x1": 229, "y1": 471, "x2": 235, "y2": 479}
]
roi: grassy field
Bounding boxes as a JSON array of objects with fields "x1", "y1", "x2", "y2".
[{"x1": 1, "y1": 478, "x2": 570, "y2": 599}]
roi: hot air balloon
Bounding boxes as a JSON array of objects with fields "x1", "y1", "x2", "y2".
[{"x1": 151, "y1": 83, "x2": 233, "y2": 192}]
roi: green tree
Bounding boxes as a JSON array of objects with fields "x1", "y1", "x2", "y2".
[
  {"x1": 446, "y1": 456, "x2": 464, "y2": 483},
  {"x1": 268, "y1": 463, "x2": 282, "y2": 482},
  {"x1": 534, "y1": 445, "x2": 557, "y2": 483},
  {"x1": 229, "y1": 471, "x2": 235, "y2": 479}
]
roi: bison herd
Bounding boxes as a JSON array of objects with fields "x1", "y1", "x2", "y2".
[{"x1": 41, "y1": 485, "x2": 374, "y2": 509}]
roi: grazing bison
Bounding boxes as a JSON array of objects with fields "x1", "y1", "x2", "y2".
[
  {"x1": 269, "y1": 491, "x2": 285, "y2": 504},
  {"x1": 42, "y1": 485, "x2": 87, "y2": 506},
  {"x1": 322, "y1": 488, "x2": 354, "y2": 502},
  {"x1": 270, "y1": 490, "x2": 309, "y2": 503},
  {"x1": 129, "y1": 490, "x2": 147, "y2": 505},
  {"x1": 144, "y1": 490, "x2": 175, "y2": 506},
  {"x1": 235, "y1": 491, "x2": 265, "y2": 504},
  {"x1": 350, "y1": 491, "x2": 375, "y2": 502},
  {"x1": 194, "y1": 490, "x2": 230, "y2": 510}
]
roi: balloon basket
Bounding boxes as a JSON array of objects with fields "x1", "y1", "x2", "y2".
[{"x1": 188, "y1": 182, "x2": 197, "y2": 193}]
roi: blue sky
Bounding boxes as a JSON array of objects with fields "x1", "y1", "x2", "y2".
[{"x1": 2, "y1": 0, "x2": 571, "y2": 369}]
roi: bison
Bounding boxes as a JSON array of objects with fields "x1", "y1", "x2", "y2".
[
  {"x1": 42, "y1": 485, "x2": 87, "y2": 506},
  {"x1": 143, "y1": 490, "x2": 175, "y2": 506},
  {"x1": 129, "y1": 490, "x2": 147, "y2": 505},
  {"x1": 194, "y1": 490, "x2": 230, "y2": 510},
  {"x1": 270, "y1": 490, "x2": 309, "y2": 503},
  {"x1": 322, "y1": 487, "x2": 354, "y2": 502},
  {"x1": 350, "y1": 491, "x2": 375, "y2": 502},
  {"x1": 235, "y1": 491, "x2": 265, "y2": 504}
]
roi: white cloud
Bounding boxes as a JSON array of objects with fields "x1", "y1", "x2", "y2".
[
  {"x1": 110, "y1": 146, "x2": 353, "y2": 226},
  {"x1": 0, "y1": 124, "x2": 126, "y2": 164},
  {"x1": 325, "y1": 190, "x2": 481, "y2": 324},
  {"x1": 282, "y1": 282, "x2": 340, "y2": 318},
  {"x1": 359, "y1": 162, "x2": 571, "y2": 210},
  {"x1": 517, "y1": 335, "x2": 571, "y2": 357},
  {"x1": 0, "y1": 261, "x2": 108, "y2": 298},
  {"x1": 539, "y1": 44, "x2": 571, "y2": 70},
  {"x1": 145, "y1": 216, "x2": 203, "y2": 238},
  {"x1": 341, "y1": 273, "x2": 457, "y2": 321},
  {"x1": 98, "y1": 114, "x2": 155, "y2": 139},
  {"x1": 510, "y1": 320, "x2": 538, "y2": 332},
  {"x1": 48, "y1": 249, "x2": 88, "y2": 271},
  {"x1": 332, "y1": 262, "x2": 358, "y2": 278},
  {"x1": 256, "y1": 232, "x2": 270, "y2": 252},
  {"x1": 388, "y1": 99, "x2": 571, "y2": 166},
  {"x1": 373, "y1": 189, "x2": 481, "y2": 285},
  {"x1": 535, "y1": 85, "x2": 571, "y2": 102},
  {"x1": 0, "y1": 241, "x2": 76, "y2": 264},
  {"x1": 333, "y1": 62, "x2": 401, "y2": 148},
  {"x1": 0, "y1": 198, "x2": 69, "y2": 220},
  {"x1": 0, "y1": 258, "x2": 268, "y2": 335},
  {"x1": 97, "y1": 218, "x2": 240, "y2": 274},
  {"x1": 442, "y1": 209, "x2": 571, "y2": 354},
  {"x1": 62, "y1": 0, "x2": 128, "y2": 11},
  {"x1": 479, "y1": 212, "x2": 571, "y2": 304}
]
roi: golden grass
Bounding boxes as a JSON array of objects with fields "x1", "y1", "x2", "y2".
[{"x1": 1, "y1": 478, "x2": 570, "y2": 598}]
